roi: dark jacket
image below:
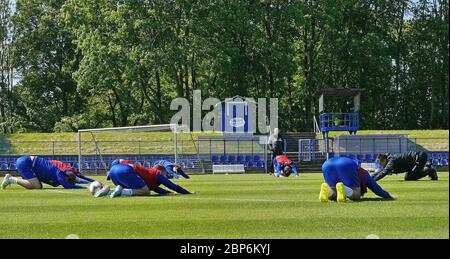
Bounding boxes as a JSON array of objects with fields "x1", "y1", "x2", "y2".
[{"x1": 373, "y1": 151, "x2": 427, "y2": 181}]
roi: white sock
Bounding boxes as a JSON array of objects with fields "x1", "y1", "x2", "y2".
[
  {"x1": 328, "y1": 186, "x2": 335, "y2": 195},
  {"x1": 121, "y1": 189, "x2": 133, "y2": 196},
  {"x1": 8, "y1": 176, "x2": 18, "y2": 184},
  {"x1": 344, "y1": 185, "x2": 354, "y2": 197}
]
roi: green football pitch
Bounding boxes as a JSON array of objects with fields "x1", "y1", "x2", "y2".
[{"x1": 0, "y1": 173, "x2": 448, "y2": 239}]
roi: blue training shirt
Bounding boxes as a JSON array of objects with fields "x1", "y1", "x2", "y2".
[{"x1": 32, "y1": 157, "x2": 85, "y2": 189}]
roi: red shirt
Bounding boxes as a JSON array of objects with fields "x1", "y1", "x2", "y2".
[
  {"x1": 124, "y1": 162, "x2": 162, "y2": 190},
  {"x1": 50, "y1": 160, "x2": 78, "y2": 174},
  {"x1": 276, "y1": 155, "x2": 292, "y2": 165},
  {"x1": 358, "y1": 168, "x2": 368, "y2": 195}
]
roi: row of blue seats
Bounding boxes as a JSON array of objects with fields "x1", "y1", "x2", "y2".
[
  {"x1": 211, "y1": 155, "x2": 263, "y2": 164},
  {"x1": 212, "y1": 160, "x2": 266, "y2": 168},
  {"x1": 0, "y1": 155, "x2": 191, "y2": 164},
  {"x1": 0, "y1": 160, "x2": 197, "y2": 171}
]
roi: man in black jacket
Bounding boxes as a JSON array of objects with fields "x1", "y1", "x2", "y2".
[{"x1": 372, "y1": 151, "x2": 438, "y2": 181}]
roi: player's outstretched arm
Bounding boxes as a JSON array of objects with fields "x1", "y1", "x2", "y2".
[
  {"x1": 364, "y1": 173, "x2": 394, "y2": 199},
  {"x1": 157, "y1": 174, "x2": 192, "y2": 194},
  {"x1": 154, "y1": 187, "x2": 172, "y2": 195},
  {"x1": 291, "y1": 163, "x2": 299, "y2": 176},
  {"x1": 177, "y1": 167, "x2": 190, "y2": 179},
  {"x1": 57, "y1": 172, "x2": 85, "y2": 189}
]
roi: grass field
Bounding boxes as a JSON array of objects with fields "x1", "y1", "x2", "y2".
[{"x1": 0, "y1": 173, "x2": 448, "y2": 239}]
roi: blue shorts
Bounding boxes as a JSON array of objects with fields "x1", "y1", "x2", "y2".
[
  {"x1": 322, "y1": 157, "x2": 360, "y2": 188},
  {"x1": 16, "y1": 156, "x2": 38, "y2": 180},
  {"x1": 109, "y1": 164, "x2": 146, "y2": 189}
]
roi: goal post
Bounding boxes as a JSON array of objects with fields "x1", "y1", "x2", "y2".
[{"x1": 77, "y1": 124, "x2": 205, "y2": 174}]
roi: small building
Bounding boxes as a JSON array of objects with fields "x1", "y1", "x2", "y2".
[{"x1": 217, "y1": 96, "x2": 256, "y2": 134}]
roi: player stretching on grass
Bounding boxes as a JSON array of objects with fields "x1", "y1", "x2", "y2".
[
  {"x1": 372, "y1": 152, "x2": 438, "y2": 181},
  {"x1": 111, "y1": 159, "x2": 190, "y2": 179},
  {"x1": 97, "y1": 162, "x2": 193, "y2": 198},
  {"x1": 153, "y1": 160, "x2": 190, "y2": 179},
  {"x1": 1, "y1": 156, "x2": 95, "y2": 190},
  {"x1": 319, "y1": 157, "x2": 394, "y2": 203},
  {"x1": 273, "y1": 155, "x2": 299, "y2": 177}
]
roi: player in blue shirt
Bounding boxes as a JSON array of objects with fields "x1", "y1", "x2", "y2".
[
  {"x1": 98, "y1": 163, "x2": 193, "y2": 198},
  {"x1": 1, "y1": 156, "x2": 94, "y2": 190},
  {"x1": 319, "y1": 156, "x2": 395, "y2": 203},
  {"x1": 110, "y1": 159, "x2": 190, "y2": 179},
  {"x1": 152, "y1": 160, "x2": 190, "y2": 179},
  {"x1": 272, "y1": 155, "x2": 299, "y2": 177}
]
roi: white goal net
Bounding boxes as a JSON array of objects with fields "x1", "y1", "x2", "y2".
[{"x1": 77, "y1": 124, "x2": 205, "y2": 174}]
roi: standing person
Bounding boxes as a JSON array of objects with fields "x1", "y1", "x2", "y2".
[
  {"x1": 267, "y1": 128, "x2": 284, "y2": 174},
  {"x1": 372, "y1": 152, "x2": 438, "y2": 181}
]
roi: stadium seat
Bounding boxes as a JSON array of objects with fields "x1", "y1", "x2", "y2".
[
  {"x1": 365, "y1": 154, "x2": 374, "y2": 162},
  {"x1": 237, "y1": 155, "x2": 244, "y2": 163},
  {"x1": 187, "y1": 162, "x2": 195, "y2": 168},
  {"x1": 211, "y1": 156, "x2": 220, "y2": 165},
  {"x1": 441, "y1": 159, "x2": 448, "y2": 166},
  {"x1": 228, "y1": 155, "x2": 236, "y2": 164},
  {"x1": 247, "y1": 161, "x2": 254, "y2": 168},
  {"x1": 245, "y1": 155, "x2": 253, "y2": 163},
  {"x1": 9, "y1": 163, "x2": 16, "y2": 170},
  {"x1": 179, "y1": 162, "x2": 186, "y2": 168},
  {"x1": 98, "y1": 163, "x2": 108, "y2": 169},
  {"x1": 357, "y1": 154, "x2": 364, "y2": 161},
  {"x1": 442, "y1": 153, "x2": 449, "y2": 160},
  {"x1": 432, "y1": 159, "x2": 440, "y2": 166},
  {"x1": 220, "y1": 155, "x2": 227, "y2": 164},
  {"x1": 1, "y1": 163, "x2": 8, "y2": 170},
  {"x1": 253, "y1": 155, "x2": 261, "y2": 162},
  {"x1": 431, "y1": 153, "x2": 440, "y2": 159},
  {"x1": 90, "y1": 163, "x2": 98, "y2": 169},
  {"x1": 256, "y1": 161, "x2": 264, "y2": 168}
]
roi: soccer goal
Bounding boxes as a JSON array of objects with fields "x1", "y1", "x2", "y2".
[{"x1": 77, "y1": 124, "x2": 205, "y2": 174}]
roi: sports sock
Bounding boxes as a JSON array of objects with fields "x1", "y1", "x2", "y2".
[
  {"x1": 121, "y1": 189, "x2": 133, "y2": 196},
  {"x1": 344, "y1": 185, "x2": 354, "y2": 197},
  {"x1": 9, "y1": 176, "x2": 18, "y2": 184}
]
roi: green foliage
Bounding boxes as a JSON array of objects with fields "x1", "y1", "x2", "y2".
[{"x1": 1, "y1": 0, "x2": 448, "y2": 133}]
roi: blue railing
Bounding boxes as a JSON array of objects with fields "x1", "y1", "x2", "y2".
[{"x1": 320, "y1": 112, "x2": 359, "y2": 132}]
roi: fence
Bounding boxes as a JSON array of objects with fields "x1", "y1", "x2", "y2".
[
  {"x1": 1, "y1": 136, "x2": 448, "y2": 168},
  {"x1": 0, "y1": 140, "x2": 202, "y2": 157},
  {"x1": 197, "y1": 136, "x2": 268, "y2": 171},
  {"x1": 298, "y1": 136, "x2": 449, "y2": 162},
  {"x1": 0, "y1": 137, "x2": 269, "y2": 172}
]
